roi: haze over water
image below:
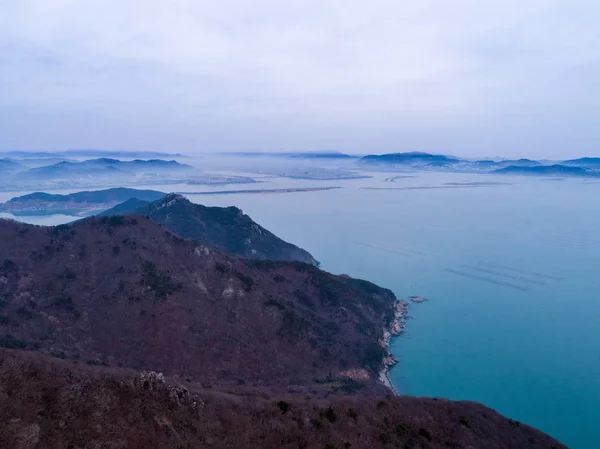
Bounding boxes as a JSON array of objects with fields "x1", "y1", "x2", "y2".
[{"x1": 3, "y1": 172, "x2": 598, "y2": 448}]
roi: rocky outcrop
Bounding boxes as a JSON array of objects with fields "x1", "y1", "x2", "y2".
[
  {"x1": 378, "y1": 299, "x2": 409, "y2": 394},
  {"x1": 0, "y1": 216, "x2": 394, "y2": 391},
  {"x1": 0, "y1": 349, "x2": 569, "y2": 449}
]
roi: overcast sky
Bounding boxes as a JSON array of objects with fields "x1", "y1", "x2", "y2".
[{"x1": 1, "y1": 0, "x2": 599, "y2": 158}]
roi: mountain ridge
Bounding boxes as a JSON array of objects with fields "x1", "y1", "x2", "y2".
[
  {"x1": 0, "y1": 188, "x2": 165, "y2": 216},
  {"x1": 0, "y1": 215, "x2": 390, "y2": 389},
  {"x1": 100, "y1": 193, "x2": 318, "y2": 265}
]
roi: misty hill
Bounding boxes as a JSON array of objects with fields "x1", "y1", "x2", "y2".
[
  {"x1": 25, "y1": 163, "x2": 121, "y2": 179},
  {"x1": 225, "y1": 151, "x2": 356, "y2": 159},
  {"x1": 497, "y1": 158, "x2": 541, "y2": 167},
  {"x1": 286, "y1": 151, "x2": 357, "y2": 159},
  {"x1": 100, "y1": 194, "x2": 318, "y2": 265},
  {"x1": 64, "y1": 149, "x2": 185, "y2": 158},
  {"x1": 0, "y1": 188, "x2": 165, "y2": 216},
  {"x1": 493, "y1": 164, "x2": 589, "y2": 176},
  {"x1": 471, "y1": 160, "x2": 498, "y2": 168},
  {"x1": 0, "y1": 216, "x2": 394, "y2": 390},
  {"x1": 0, "y1": 348, "x2": 567, "y2": 449},
  {"x1": 360, "y1": 152, "x2": 461, "y2": 167},
  {"x1": 0, "y1": 150, "x2": 184, "y2": 159},
  {"x1": 561, "y1": 157, "x2": 600, "y2": 167},
  {"x1": 0, "y1": 159, "x2": 26, "y2": 172},
  {"x1": 24, "y1": 158, "x2": 191, "y2": 179}
]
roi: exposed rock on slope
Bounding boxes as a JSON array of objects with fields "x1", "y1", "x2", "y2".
[
  {"x1": 0, "y1": 349, "x2": 568, "y2": 449},
  {"x1": 0, "y1": 216, "x2": 392, "y2": 390}
]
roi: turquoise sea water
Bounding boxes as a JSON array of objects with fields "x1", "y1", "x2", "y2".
[
  {"x1": 182, "y1": 173, "x2": 599, "y2": 449},
  {"x1": 4, "y1": 173, "x2": 598, "y2": 448}
]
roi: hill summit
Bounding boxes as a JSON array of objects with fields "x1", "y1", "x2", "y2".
[{"x1": 101, "y1": 193, "x2": 318, "y2": 265}]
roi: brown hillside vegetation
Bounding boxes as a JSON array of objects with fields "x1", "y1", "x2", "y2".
[
  {"x1": 0, "y1": 216, "x2": 394, "y2": 391},
  {"x1": 0, "y1": 349, "x2": 567, "y2": 449}
]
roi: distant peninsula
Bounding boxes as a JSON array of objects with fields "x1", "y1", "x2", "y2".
[
  {"x1": 360, "y1": 152, "x2": 460, "y2": 167},
  {"x1": 223, "y1": 151, "x2": 357, "y2": 159},
  {"x1": 493, "y1": 164, "x2": 589, "y2": 176},
  {"x1": 24, "y1": 158, "x2": 191, "y2": 179},
  {"x1": 0, "y1": 188, "x2": 165, "y2": 216}
]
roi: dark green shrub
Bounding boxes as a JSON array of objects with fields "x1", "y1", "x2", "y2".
[
  {"x1": 215, "y1": 262, "x2": 228, "y2": 273},
  {"x1": 101, "y1": 215, "x2": 125, "y2": 227},
  {"x1": 17, "y1": 306, "x2": 33, "y2": 319},
  {"x1": 361, "y1": 343, "x2": 386, "y2": 372},
  {"x1": 324, "y1": 407, "x2": 337, "y2": 423},
  {"x1": 235, "y1": 271, "x2": 254, "y2": 292},
  {"x1": 277, "y1": 400, "x2": 290, "y2": 414},
  {"x1": 264, "y1": 298, "x2": 286, "y2": 310},
  {"x1": 419, "y1": 428, "x2": 432, "y2": 441},
  {"x1": 51, "y1": 224, "x2": 74, "y2": 237},
  {"x1": 54, "y1": 295, "x2": 75, "y2": 311},
  {"x1": 142, "y1": 261, "x2": 182, "y2": 299},
  {"x1": 0, "y1": 334, "x2": 27, "y2": 349},
  {"x1": 59, "y1": 268, "x2": 77, "y2": 280},
  {"x1": 379, "y1": 433, "x2": 392, "y2": 444},
  {"x1": 2, "y1": 259, "x2": 17, "y2": 272},
  {"x1": 396, "y1": 423, "x2": 408, "y2": 437},
  {"x1": 294, "y1": 289, "x2": 315, "y2": 309},
  {"x1": 340, "y1": 379, "x2": 363, "y2": 394}
]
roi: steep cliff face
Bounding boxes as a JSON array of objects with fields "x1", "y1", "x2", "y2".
[
  {"x1": 101, "y1": 194, "x2": 318, "y2": 265},
  {"x1": 0, "y1": 216, "x2": 392, "y2": 390}
]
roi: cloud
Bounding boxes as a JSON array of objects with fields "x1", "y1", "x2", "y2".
[{"x1": 1, "y1": 0, "x2": 599, "y2": 157}]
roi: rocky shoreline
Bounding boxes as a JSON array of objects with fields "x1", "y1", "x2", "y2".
[{"x1": 379, "y1": 299, "x2": 410, "y2": 394}]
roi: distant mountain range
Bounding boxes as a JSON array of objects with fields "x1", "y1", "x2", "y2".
[
  {"x1": 561, "y1": 157, "x2": 600, "y2": 167},
  {"x1": 0, "y1": 196, "x2": 569, "y2": 448},
  {"x1": 493, "y1": 165, "x2": 588, "y2": 176},
  {"x1": 224, "y1": 151, "x2": 357, "y2": 159},
  {"x1": 359, "y1": 152, "x2": 600, "y2": 177},
  {"x1": 23, "y1": 158, "x2": 191, "y2": 179},
  {"x1": 0, "y1": 159, "x2": 26, "y2": 172},
  {"x1": 360, "y1": 152, "x2": 461, "y2": 167},
  {"x1": 0, "y1": 188, "x2": 318, "y2": 264},
  {"x1": 0, "y1": 181, "x2": 571, "y2": 448},
  {"x1": 0, "y1": 188, "x2": 165, "y2": 216},
  {"x1": 0, "y1": 150, "x2": 185, "y2": 159}
]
